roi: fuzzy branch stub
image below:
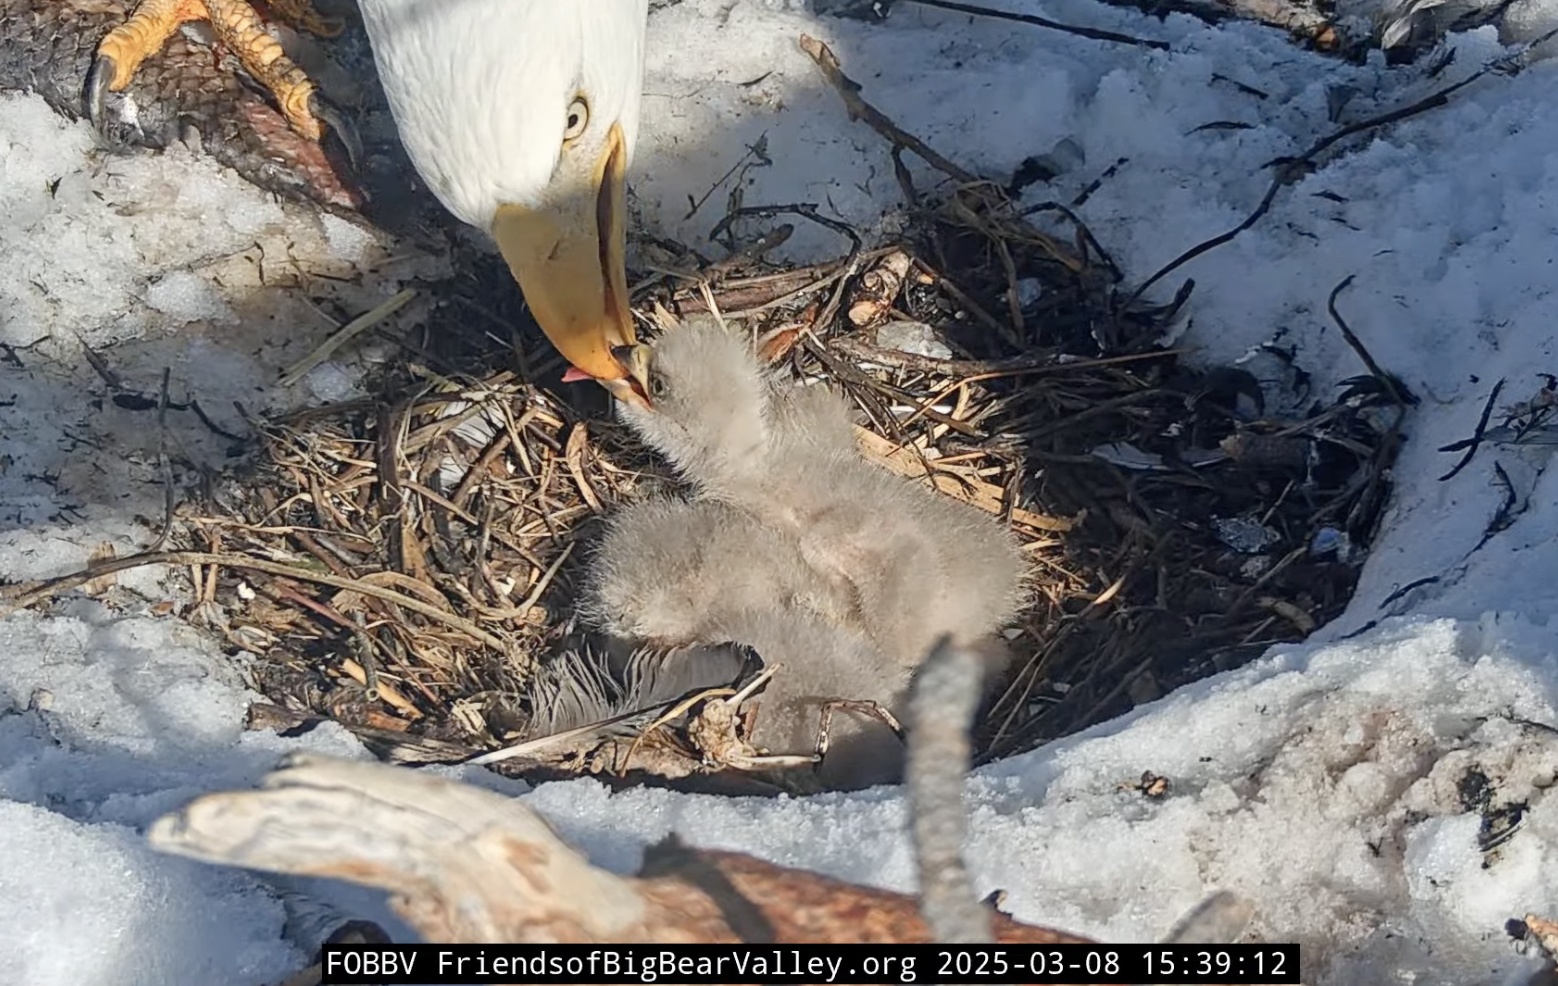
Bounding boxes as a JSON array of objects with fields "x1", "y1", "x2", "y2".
[{"x1": 906, "y1": 636, "x2": 993, "y2": 944}]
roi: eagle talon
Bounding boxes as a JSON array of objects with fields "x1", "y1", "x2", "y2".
[
  {"x1": 309, "y1": 91, "x2": 362, "y2": 175},
  {"x1": 89, "y1": 0, "x2": 332, "y2": 144},
  {"x1": 85, "y1": 53, "x2": 116, "y2": 136}
]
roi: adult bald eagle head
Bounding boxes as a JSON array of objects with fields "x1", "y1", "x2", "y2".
[{"x1": 357, "y1": 0, "x2": 651, "y2": 402}]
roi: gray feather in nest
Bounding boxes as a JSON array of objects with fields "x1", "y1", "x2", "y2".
[{"x1": 526, "y1": 636, "x2": 760, "y2": 738}]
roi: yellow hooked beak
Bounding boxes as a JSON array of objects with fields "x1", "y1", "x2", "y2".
[{"x1": 491, "y1": 122, "x2": 647, "y2": 407}]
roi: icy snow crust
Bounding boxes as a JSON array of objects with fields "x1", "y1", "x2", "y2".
[{"x1": 2, "y1": 1, "x2": 1556, "y2": 983}]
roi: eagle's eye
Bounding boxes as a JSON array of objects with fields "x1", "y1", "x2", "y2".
[{"x1": 564, "y1": 97, "x2": 589, "y2": 141}]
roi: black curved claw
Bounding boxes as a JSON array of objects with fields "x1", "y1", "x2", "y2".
[
  {"x1": 310, "y1": 90, "x2": 363, "y2": 177},
  {"x1": 85, "y1": 53, "x2": 116, "y2": 136}
]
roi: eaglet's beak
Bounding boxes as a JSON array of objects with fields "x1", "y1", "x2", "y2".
[{"x1": 491, "y1": 122, "x2": 648, "y2": 407}]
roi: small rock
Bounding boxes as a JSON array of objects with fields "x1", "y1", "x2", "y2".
[
  {"x1": 875, "y1": 321, "x2": 952, "y2": 360},
  {"x1": 1212, "y1": 516, "x2": 1282, "y2": 554},
  {"x1": 1310, "y1": 527, "x2": 1354, "y2": 563}
]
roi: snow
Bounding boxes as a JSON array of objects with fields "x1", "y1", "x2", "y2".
[
  {"x1": 0, "y1": 92, "x2": 384, "y2": 352},
  {"x1": 2, "y1": 1, "x2": 1557, "y2": 983},
  {"x1": 0, "y1": 603, "x2": 349, "y2": 985}
]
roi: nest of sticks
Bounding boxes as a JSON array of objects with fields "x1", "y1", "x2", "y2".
[
  {"x1": 160, "y1": 151, "x2": 1404, "y2": 786},
  {"x1": 58, "y1": 37, "x2": 1407, "y2": 787}
]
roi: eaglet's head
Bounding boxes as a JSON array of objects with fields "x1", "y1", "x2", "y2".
[{"x1": 616, "y1": 316, "x2": 774, "y2": 488}]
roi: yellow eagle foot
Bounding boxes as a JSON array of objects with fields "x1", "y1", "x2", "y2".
[{"x1": 88, "y1": 0, "x2": 354, "y2": 158}]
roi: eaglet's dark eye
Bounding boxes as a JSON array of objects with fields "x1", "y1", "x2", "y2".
[{"x1": 649, "y1": 372, "x2": 669, "y2": 399}]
